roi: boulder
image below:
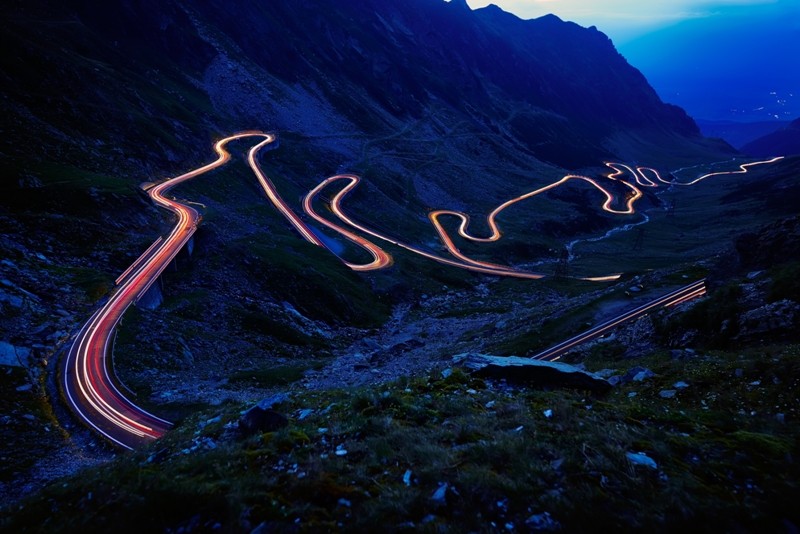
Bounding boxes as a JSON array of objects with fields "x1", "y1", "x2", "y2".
[
  {"x1": 626, "y1": 451, "x2": 658, "y2": 469},
  {"x1": 624, "y1": 366, "x2": 655, "y2": 383},
  {"x1": 0, "y1": 341, "x2": 24, "y2": 367},
  {"x1": 255, "y1": 393, "x2": 289, "y2": 410},
  {"x1": 239, "y1": 405, "x2": 288, "y2": 436},
  {"x1": 452, "y1": 353, "x2": 611, "y2": 393},
  {"x1": 137, "y1": 280, "x2": 163, "y2": 310}
]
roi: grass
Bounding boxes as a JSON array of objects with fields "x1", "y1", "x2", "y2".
[
  {"x1": 769, "y1": 261, "x2": 800, "y2": 303},
  {"x1": 3, "y1": 344, "x2": 798, "y2": 532},
  {"x1": 23, "y1": 161, "x2": 135, "y2": 196},
  {"x1": 228, "y1": 362, "x2": 324, "y2": 388},
  {"x1": 655, "y1": 281, "x2": 743, "y2": 348},
  {"x1": 0, "y1": 368, "x2": 66, "y2": 484}
]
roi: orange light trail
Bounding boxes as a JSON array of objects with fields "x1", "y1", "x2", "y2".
[{"x1": 63, "y1": 129, "x2": 783, "y2": 449}]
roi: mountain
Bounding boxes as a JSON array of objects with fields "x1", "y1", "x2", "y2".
[
  {"x1": 696, "y1": 119, "x2": 790, "y2": 150},
  {"x1": 741, "y1": 118, "x2": 800, "y2": 157},
  {"x1": 617, "y1": 0, "x2": 800, "y2": 122},
  {"x1": 3, "y1": 0, "x2": 800, "y2": 530},
  {"x1": 2, "y1": 0, "x2": 716, "y2": 175}
]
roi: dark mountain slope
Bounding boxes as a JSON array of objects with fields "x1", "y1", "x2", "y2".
[
  {"x1": 741, "y1": 118, "x2": 800, "y2": 157},
  {"x1": 4, "y1": 0, "x2": 713, "y2": 175},
  {"x1": 696, "y1": 120, "x2": 789, "y2": 149}
]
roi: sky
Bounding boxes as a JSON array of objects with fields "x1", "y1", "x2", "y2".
[
  {"x1": 463, "y1": 0, "x2": 791, "y2": 43},
  {"x1": 463, "y1": 0, "x2": 799, "y2": 122}
]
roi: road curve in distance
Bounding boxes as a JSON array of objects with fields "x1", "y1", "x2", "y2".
[{"x1": 531, "y1": 279, "x2": 707, "y2": 362}]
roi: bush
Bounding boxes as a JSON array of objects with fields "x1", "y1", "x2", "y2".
[{"x1": 769, "y1": 261, "x2": 800, "y2": 303}]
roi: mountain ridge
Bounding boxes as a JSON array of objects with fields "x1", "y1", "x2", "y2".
[{"x1": 741, "y1": 118, "x2": 800, "y2": 157}]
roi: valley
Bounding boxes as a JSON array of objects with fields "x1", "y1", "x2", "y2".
[
  {"x1": 61, "y1": 125, "x2": 784, "y2": 452},
  {"x1": 1, "y1": 0, "x2": 799, "y2": 531}
]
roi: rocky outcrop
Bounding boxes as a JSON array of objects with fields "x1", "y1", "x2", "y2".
[
  {"x1": 0, "y1": 341, "x2": 26, "y2": 368},
  {"x1": 136, "y1": 279, "x2": 164, "y2": 311},
  {"x1": 238, "y1": 405, "x2": 289, "y2": 437},
  {"x1": 735, "y1": 216, "x2": 800, "y2": 270},
  {"x1": 736, "y1": 299, "x2": 800, "y2": 341},
  {"x1": 453, "y1": 353, "x2": 611, "y2": 393}
]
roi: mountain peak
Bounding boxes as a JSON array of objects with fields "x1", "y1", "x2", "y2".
[{"x1": 448, "y1": 0, "x2": 470, "y2": 11}]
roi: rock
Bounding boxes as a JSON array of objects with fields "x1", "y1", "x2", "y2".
[
  {"x1": 363, "y1": 338, "x2": 384, "y2": 351},
  {"x1": 737, "y1": 299, "x2": 800, "y2": 340},
  {"x1": 735, "y1": 215, "x2": 800, "y2": 270},
  {"x1": 136, "y1": 279, "x2": 163, "y2": 310},
  {"x1": 256, "y1": 393, "x2": 289, "y2": 410},
  {"x1": 239, "y1": 405, "x2": 288, "y2": 436},
  {"x1": 431, "y1": 483, "x2": 448, "y2": 504},
  {"x1": 673, "y1": 381, "x2": 689, "y2": 389},
  {"x1": 659, "y1": 389, "x2": 677, "y2": 399},
  {"x1": 146, "y1": 448, "x2": 169, "y2": 464},
  {"x1": 198, "y1": 416, "x2": 222, "y2": 430},
  {"x1": 0, "y1": 289, "x2": 23, "y2": 310},
  {"x1": 670, "y1": 349, "x2": 696, "y2": 361},
  {"x1": 626, "y1": 451, "x2": 658, "y2": 469},
  {"x1": 15, "y1": 384, "x2": 33, "y2": 392},
  {"x1": 453, "y1": 353, "x2": 611, "y2": 393},
  {"x1": 594, "y1": 369, "x2": 617, "y2": 378},
  {"x1": 632, "y1": 371, "x2": 652, "y2": 382},
  {"x1": 525, "y1": 512, "x2": 561, "y2": 531},
  {"x1": 624, "y1": 366, "x2": 655, "y2": 383},
  {"x1": 0, "y1": 341, "x2": 24, "y2": 367}
]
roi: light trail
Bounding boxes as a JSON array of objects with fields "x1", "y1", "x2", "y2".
[
  {"x1": 63, "y1": 131, "x2": 319, "y2": 449},
  {"x1": 63, "y1": 128, "x2": 783, "y2": 449},
  {"x1": 531, "y1": 279, "x2": 707, "y2": 362},
  {"x1": 304, "y1": 175, "x2": 393, "y2": 271},
  {"x1": 306, "y1": 157, "x2": 782, "y2": 281},
  {"x1": 653, "y1": 156, "x2": 785, "y2": 186},
  {"x1": 304, "y1": 174, "x2": 549, "y2": 279},
  {"x1": 115, "y1": 237, "x2": 163, "y2": 286}
]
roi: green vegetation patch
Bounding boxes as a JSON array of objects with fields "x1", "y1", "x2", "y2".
[
  {"x1": 27, "y1": 161, "x2": 134, "y2": 196},
  {"x1": 227, "y1": 232, "x2": 390, "y2": 328},
  {"x1": 228, "y1": 362, "x2": 323, "y2": 389},
  {"x1": 656, "y1": 282, "x2": 743, "y2": 348},
  {"x1": 769, "y1": 261, "x2": 800, "y2": 303}
]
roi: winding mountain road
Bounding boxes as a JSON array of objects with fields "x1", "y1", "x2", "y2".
[
  {"x1": 531, "y1": 279, "x2": 707, "y2": 362},
  {"x1": 61, "y1": 131, "x2": 782, "y2": 449}
]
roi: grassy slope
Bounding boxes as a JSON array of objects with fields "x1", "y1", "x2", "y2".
[{"x1": 2, "y1": 344, "x2": 798, "y2": 532}]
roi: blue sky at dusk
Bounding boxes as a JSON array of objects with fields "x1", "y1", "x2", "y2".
[
  {"x1": 464, "y1": 0, "x2": 798, "y2": 42},
  {"x1": 465, "y1": 0, "x2": 800, "y2": 122}
]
